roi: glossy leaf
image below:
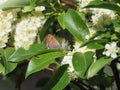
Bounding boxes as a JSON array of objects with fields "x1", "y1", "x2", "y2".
[
  {"x1": 0, "y1": 48, "x2": 4, "y2": 56},
  {"x1": 57, "y1": 13, "x2": 66, "y2": 29},
  {"x1": 72, "y1": 52, "x2": 94, "y2": 78},
  {"x1": 0, "y1": 0, "x2": 30, "y2": 9},
  {"x1": 85, "y1": 1, "x2": 120, "y2": 14},
  {"x1": 22, "y1": 0, "x2": 35, "y2": 12},
  {"x1": 26, "y1": 51, "x2": 64, "y2": 78},
  {"x1": 61, "y1": 9, "x2": 89, "y2": 42},
  {"x1": 4, "y1": 48, "x2": 15, "y2": 60},
  {"x1": 81, "y1": 39, "x2": 107, "y2": 49},
  {"x1": 0, "y1": 63, "x2": 5, "y2": 73},
  {"x1": 87, "y1": 42, "x2": 104, "y2": 49},
  {"x1": 42, "y1": 65, "x2": 70, "y2": 90},
  {"x1": 4, "y1": 48, "x2": 17, "y2": 74},
  {"x1": 40, "y1": 16, "x2": 55, "y2": 41},
  {"x1": 87, "y1": 74, "x2": 114, "y2": 87},
  {"x1": 87, "y1": 57, "x2": 113, "y2": 79},
  {"x1": 103, "y1": 65, "x2": 113, "y2": 76},
  {"x1": 84, "y1": 51, "x2": 94, "y2": 67},
  {"x1": 52, "y1": 70, "x2": 70, "y2": 90},
  {"x1": 8, "y1": 43, "x2": 46, "y2": 62}
]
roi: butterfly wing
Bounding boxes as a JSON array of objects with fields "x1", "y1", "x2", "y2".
[{"x1": 46, "y1": 34, "x2": 60, "y2": 49}]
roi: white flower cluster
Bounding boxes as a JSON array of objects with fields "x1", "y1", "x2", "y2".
[
  {"x1": 77, "y1": 0, "x2": 116, "y2": 31},
  {"x1": 103, "y1": 42, "x2": 119, "y2": 58},
  {"x1": 77, "y1": 0, "x2": 93, "y2": 13},
  {"x1": 0, "y1": 10, "x2": 13, "y2": 48},
  {"x1": 0, "y1": 3, "x2": 46, "y2": 49},
  {"x1": 14, "y1": 14, "x2": 46, "y2": 49},
  {"x1": 92, "y1": 9, "x2": 115, "y2": 31},
  {"x1": 61, "y1": 41, "x2": 94, "y2": 79},
  {"x1": 35, "y1": 6, "x2": 46, "y2": 12},
  {"x1": 73, "y1": 41, "x2": 94, "y2": 53},
  {"x1": 61, "y1": 52, "x2": 78, "y2": 79},
  {"x1": 77, "y1": 0, "x2": 93, "y2": 7},
  {"x1": 85, "y1": 28, "x2": 96, "y2": 40},
  {"x1": 61, "y1": 39, "x2": 71, "y2": 50}
]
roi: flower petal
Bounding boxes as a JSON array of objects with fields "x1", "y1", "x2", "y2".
[
  {"x1": 111, "y1": 53, "x2": 117, "y2": 58},
  {"x1": 105, "y1": 51, "x2": 110, "y2": 56},
  {"x1": 111, "y1": 42, "x2": 116, "y2": 47},
  {"x1": 105, "y1": 44, "x2": 110, "y2": 49}
]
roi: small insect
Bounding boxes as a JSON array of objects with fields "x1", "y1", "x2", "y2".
[{"x1": 46, "y1": 34, "x2": 60, "y2": 49}]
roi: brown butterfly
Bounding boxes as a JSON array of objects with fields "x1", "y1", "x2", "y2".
[{"x1": 46, "y1": 34, "x2": 60, "y2": 49}]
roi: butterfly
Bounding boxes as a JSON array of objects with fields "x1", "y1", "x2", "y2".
[{"x1": 46, "y1": 34, "x2": 60, "y2": 49}]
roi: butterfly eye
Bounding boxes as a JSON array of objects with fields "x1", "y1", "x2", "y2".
[{"x1": 46, "y1": 34, "x2": 60, "y2": 49}]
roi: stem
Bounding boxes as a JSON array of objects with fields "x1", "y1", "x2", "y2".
[
  {"x1": 72, "y1": 80, "x2": 96, "y2": 90},
  {"x1": 110, "y1": 60, "x2": 120, "y2": 90},
  {"x1": 71, "y1": 81, "x2": 87, "y2": 90},
  {"x1": 60, "y1": 0, "x2": 77, "y2": 8}
]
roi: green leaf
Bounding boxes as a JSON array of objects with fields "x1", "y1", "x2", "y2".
[
  {"x1": 57, "y1": 13, "x2": 66, "y2": 29},
  {"x1": 0, "y1": 63, "x2": 5, "y2": 74},
  {"x1": 8, "y1": 43, "x2": 46, "y2": 62},
  {"x1": 0, "y1": 48, "x2": 4, "y2": 57},
  {"x1": 62, "y1": 9, "x2": 89, "y2": 42},
  {"x1": 40, "y1": 16, "x2": 55, "y2": 41},
  {"x1": 84, "y1": 51, "x2": 94, "y2": 67},
  {"x1": 103, "y1": 65, "x2": 113, "y2": 76},
  {"x1": 87, "y1": 42, "x2": 104, "y2": 49},
  {"x1": 114, "y1": 19, "x2": 120, "y2": 33},
  {"x1": 52, "y1": 70, "x2": 70, "y2": 90},
  {"x1": 22, "y1": 6, "x2": 33, "y2": 12},
  {"x1": 4, "y1": 48, "x2": 15, "y2": 60},
  {"x1": 87, "y1": 57, "x2": 113, "y2": 79},
  {"x1": 26, "y1": 51, "x2": 64, "y2": 78},
  {"x1": 22, "y1": 0, "x2": 36, "y2": 12},
  {"x1": 87, "y1": 74, "x2": 114, "y2": 87},
  {"x1": 72, "y1": 52, "x2": 94, "y2": 78},
  {"x1": 0, "y1": 0, "x2": 30, "y2": 9},
  {"x1": 81, "y1": 39, "x2": 107, "y2": 49},
  {"x1": 4, "y1": 48, "x2": 17, "y2": 74},
  {"x1": 85, "y1": 1, "x2": 120, "y2": 14},
  {"x1": 42, "y1": 65, "x2": 71, "y2": 90}
]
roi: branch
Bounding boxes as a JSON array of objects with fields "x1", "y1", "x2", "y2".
[
  {"x1": 60, "y1": 0, "x2": 77, "y2": 8},
  {"x1": 72, "y1": 79, "x2": 96, "y2": 90}
]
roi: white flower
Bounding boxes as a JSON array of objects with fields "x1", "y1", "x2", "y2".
[
  {"x1": 35, "y1": 6, "x2": 45, "y2": 12},
  {"x1": 77, "y1": 0, "x2": 93, "y2": 13},
  {"x1": 85, "y1": 28, "x2": 96, "y2": 40},
  {"x1": 73, "y1": 41, "x2": 95, "y2": 53},
  {"x1": 61, "y1": 41, "x2": 95, "y2": 79},
  {"x1": 30, "y1": 16, "x2": 42, "y2": 29},
  {"x1": 61, "y1": 39, "x2": 71, "y2": 50},
  {"x1": 61, "y1": 52, "x2": 78, "y2": 79},
  {"x1": 0, "y1": 34, "x2": 9, "y2": 48},
  {"x1": 77, "y1": 0, "x2": 93, "y2": 7},
  {"x1": 14, "y1": 14, "x2": 46, "y2": 50},
  {"x1": 103, "y1": 42, "x2": 119, "y2": 58},
  {"x1": 92, "y1": 9, "x2": 116, "y2": 31},
  {"x1": 0, "y1": 10, "x2": 13, "y2": 48}
]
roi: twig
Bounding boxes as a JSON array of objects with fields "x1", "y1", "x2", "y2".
[
  {"x1": 60, "y1": 0, "x2": 77, "y2": 8},
  {"x1": 45, "y1": 67, "x2": 54, "y2": 72},
  {"x1": 72, "y1": 80, "x2": 96, "y2": 90},
  {"x1": 71, "y1": 80, "x2": 87, "y2": 90}
]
